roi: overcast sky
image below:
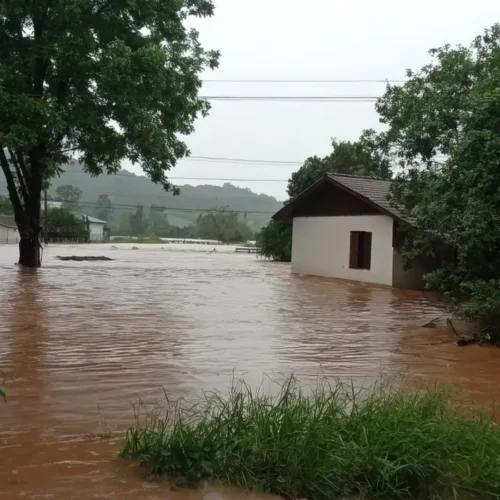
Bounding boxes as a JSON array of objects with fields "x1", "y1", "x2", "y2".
[{"x1": 125, "y1": 0, "x2": 499, "y2": 201}]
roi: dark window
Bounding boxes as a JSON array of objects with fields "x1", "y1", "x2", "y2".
[{"x1": 349, "y1": 231, "x2": 372, "y2": 270}]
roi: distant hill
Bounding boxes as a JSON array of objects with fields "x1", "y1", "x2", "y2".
[{"x1": 0, "y1": 162, "x2": 282, "y2": 232}]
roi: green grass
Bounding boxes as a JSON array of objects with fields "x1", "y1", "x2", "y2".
[
  {"x1": 121, "y1": 377, "x2": 500, "y2": 499},
  {"x1": 110, "y1": 236, "x2": 164, "y2": 244}
]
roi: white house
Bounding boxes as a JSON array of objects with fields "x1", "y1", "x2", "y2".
[
  {"x1": 0, "y1": 215, "x2": 18, "y2": 244},
  {"x1": 79, "y1": 214, "x2": 107, "y2": 242},
  {"x1": 273, "y1": 173, "x2": 439, "y2": 290}
]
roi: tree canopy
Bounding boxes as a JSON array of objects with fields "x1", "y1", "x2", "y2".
[
  {"x1": 95, "y1": 194, "x2": 113, "y2": 223},
  {"x1": 287, "y1": 133, "x2": 392, "y2": 199},
  {"x1": 196, "y1": 211, "x2": 253, "y2": 243},
  {"x1": 0, "y1": 0, "x2": 219, "y2": 266},
  {"x1": 55, "y1": 185, "x2": 83, "y2": 208},
  {"x1": 0, "y1": 195, "x2": 12, "y2": 215},
  {"x1": 375, "y1": 24, "x2": 500, "y2": 341},
  {"x1": 46, "y1": 207, "x2": 88, "y2": 241}
]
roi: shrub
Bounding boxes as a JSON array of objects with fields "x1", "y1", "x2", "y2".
[
  {"x1": 257, "y1": 220, "x2": 292, "y2": 262},
  {"x1": 455, "y1": 280, "x2": 500, "y2": 344}
]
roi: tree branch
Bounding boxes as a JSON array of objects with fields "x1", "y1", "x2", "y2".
[
  {"x1": 16, "y1": 149, "x2": 32, "y2": 182},
  {"x1": 0, "y1": 147, "x2": 24, "y2": 227},
  {"x1": 92, "y1": 0, "x2": 115, "y2": 16},
  {"x1": 8, "y1": 148, "x2": 30, "y2": 204}
]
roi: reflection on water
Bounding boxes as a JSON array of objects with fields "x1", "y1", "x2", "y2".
[{"x1": 0, "y1": 243, "x2": 499, "y2": 499}]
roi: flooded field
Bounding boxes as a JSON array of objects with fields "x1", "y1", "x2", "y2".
[{"x1": 1, "y1": 243, "x2": 500, "y2": 499}]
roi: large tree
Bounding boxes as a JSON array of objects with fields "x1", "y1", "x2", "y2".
[
  {"x1": 375, "y1": 24, "x2": 500, "y2": 340},
  {"x1": 258, "y1": 137, "x2": 392, "y2": 261},
  {"x1": 46, "y1": 207, "x2": 88, "y2": 241},
  {"x1": 287, "y1": 133, "x2": 392, "y2": 199},
  {"x1": 94, "y1": 193, "x2": 113, "y2": 223},
  {"x1": 0, "y1": 0, "x2": 218, "y2": 266},
  {"x1": 55, "y1": 184, "x2": 82, "y2": 208}
]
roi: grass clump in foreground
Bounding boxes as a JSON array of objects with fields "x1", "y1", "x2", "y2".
[{"x1": 121, "y1": 377, "x2": 500, "y2": 499}]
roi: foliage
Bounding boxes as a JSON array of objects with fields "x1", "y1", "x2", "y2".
[
  {"x1": 122, "y1": 376, "x2": 500, "y2": 499},
  {"x1": 287, "y1": 134, "x2": 392, "y2": 199},
  {"x1": 46, "y1": 207, "x2": 88, "y2": 241},
  {"x1": 129, "y1": 205, "x2": 146, "y2": 236},
  {"x1": 94, "y1": 194, "x2": 113, "y2": 223},
  {"x1": 147, "y1": 204, "x2": 170, "y2": 236},
  {"x1": 0, "y1": 0, "x2": 219, "y2": 266},
  {"x1": 195, "y1": 211, "x2": 253, "y2": 243},
  {"x1": 257, "y1": 220, "x2": 293, "y2": 261},
  {"x1": 455, "y1": 280, "x2": 500, "y2": 344},
  {"x1": 374, "y1": 24, "x2": 500, "y2": 339},
  {"x1": 111, "y1": 236, "x2": 163, "y2": 244},
  {"x1": 0, "y1": 195, "x2": 12, "y2": 214},
  {"x1": 259, "y1": 137, "x2": 392, "y2": 261},
  {"x1": 55, "y1": 185, "x2": 82, "y2": 208}
]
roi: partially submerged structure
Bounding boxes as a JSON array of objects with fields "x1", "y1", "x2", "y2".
[{"x1": 273, "y1": 173, "x2": 438, "y2": 289}]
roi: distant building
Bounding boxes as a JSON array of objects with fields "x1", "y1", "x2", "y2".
[
  {"x1": 273, "y1": 173, "x2": 441, "y2": 290},
  {"x1": 0, "y1": 215, "x2": 18, "y2": 244},
  {"x1": 79, "y1": 214, "x2": 107, "y2": 242}
]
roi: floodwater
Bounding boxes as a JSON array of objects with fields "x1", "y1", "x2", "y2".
[{"x1": 1, "y1": 243, "x2": 500, "y2": 499}]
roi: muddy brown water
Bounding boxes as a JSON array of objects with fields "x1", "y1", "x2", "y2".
[{"x1": 1, "y1": 243, "x2": 500, "y2": 499}]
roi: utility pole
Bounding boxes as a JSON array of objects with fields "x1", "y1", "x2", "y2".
[{"x1": 43, "y1": 188, "x2": 48, "y2": 245}]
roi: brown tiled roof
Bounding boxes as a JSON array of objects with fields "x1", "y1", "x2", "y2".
[
  {"x1": 0, "y1": 215, "x2": 16, "y2": 228},
  {"x1": 272, "y1": 173, "x2": 408, "y2": 222},
  {"x1": 326, "y1": 173, "x2": 407, "y2": 220}
]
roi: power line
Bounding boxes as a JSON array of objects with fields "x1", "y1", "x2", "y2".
[
  {"x1": 186, "y1": 156, "x2": 302, "y2": 166},
  {"x1": 200, "y1": 95, "x2": 379, "y2": 102},
  {"x1": 56, "y1": 172, "x2": 290, "y2": 180},
  {"x1": 202, "y1": 79, "x2": 406, "y2": 84},
  {"x1": 159, "y1": 176, "x2": 287, "y2": 182},
  {"x1": 0, "y1": 191, "x2": 277, "y2": 214}
]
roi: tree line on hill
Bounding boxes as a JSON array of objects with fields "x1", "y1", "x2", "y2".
[{"x1": 0, "y1": 187, "x2": 256, "y2": 243}]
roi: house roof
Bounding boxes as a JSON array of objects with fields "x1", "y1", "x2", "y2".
[
  {"x1": 79, "y1": 213, "x2": 107, "y2": 224},
  {"x1": 0, "y1": 215, "x2": 16, "y2": 228},
  {"x1": 272, "y1": 173, "x2": 408, "y2": 222}
]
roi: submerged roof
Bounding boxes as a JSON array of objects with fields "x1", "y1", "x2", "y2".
[
  {"x1": 273, "y1": 173, "x2": 407, "y2": 222},
  {"x1": 0, "y1": 215, "x2": 16, "y2": 228}
]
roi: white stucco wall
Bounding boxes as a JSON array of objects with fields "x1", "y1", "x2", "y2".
[
  {"x1": 0, "y1": 225, "x2": 19, "y2": 244},
  {"x1": 88, "y1": 222, "x2": 104, "y2": 242},
  {"x1": 291, "y1": 215, "x2": 394, "y2": 286}
]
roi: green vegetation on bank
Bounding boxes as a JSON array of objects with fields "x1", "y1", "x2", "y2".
[
  {"x1": 122, "y1": 377, "x2": 500, "y2": 499},
  {"x1": 376, "y1": 24, "x2": 500, "y2": 343},
  {"x1": 46, "y1": 207, "x2": 88, "y2": 241},
  {"x1": 112, "y1": 209, "x2": 255, "y2": 243},
  {"x1": 109, "y1": 236, "x2": 164, "y2": 244}
]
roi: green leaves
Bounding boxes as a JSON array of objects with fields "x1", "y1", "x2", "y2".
[
  {"x1": 257, "y1": 220, "x2": 292, "y2": 262},
  {"x1": 0, "y1": 0, "x2": 219, "y2": 206},
  {"x1": 287, "y1": 138, "x2": 392, "y2": 199},
  {"x1": 376, "y1": 24, "x2": 500, "y2": 338}
]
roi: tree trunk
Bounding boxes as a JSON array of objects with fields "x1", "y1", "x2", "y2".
[{"x1": 18, "y1": 230, "x2": 41, "y2": 268}]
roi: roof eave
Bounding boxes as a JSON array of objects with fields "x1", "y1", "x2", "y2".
[{"x1": 272, "y1": 173, "x2": 409, "y2": 225}]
